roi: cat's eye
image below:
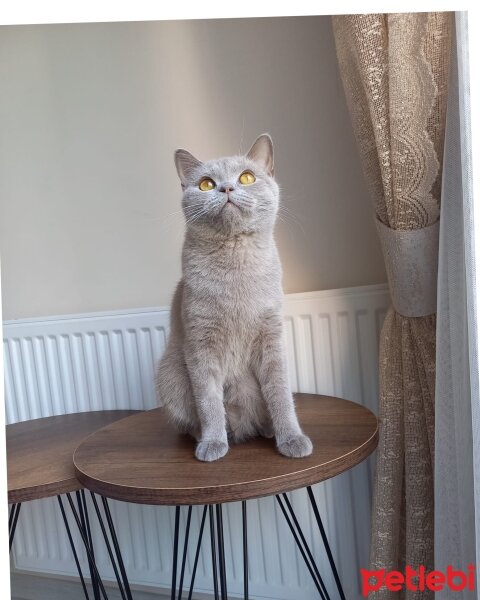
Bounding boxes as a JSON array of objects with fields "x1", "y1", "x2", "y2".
[
  {"x1": 239, "y1": 171, "x2": 256, "y2": 185},
  {"x1": 199, "y1": 177, "x2": 216, "y2": 192}
]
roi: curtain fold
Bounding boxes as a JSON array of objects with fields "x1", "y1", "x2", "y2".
[{"x1": 332, "y1": 13, "x2": 452, "y2": 598}]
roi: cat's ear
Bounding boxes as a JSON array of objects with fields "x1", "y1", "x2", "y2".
[
  {"x1": 246, "y1": 133, "x2": 274, "y2": 177},
  {"x1": 174, "y1": 149, "x2": 202, "y2": 188}
]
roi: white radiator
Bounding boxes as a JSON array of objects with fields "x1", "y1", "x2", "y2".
[{"x1": 4, "y1": 283, "x2": 389, "y2": 600}]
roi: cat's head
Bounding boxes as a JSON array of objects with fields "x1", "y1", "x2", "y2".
[{"x1": 174, "y1": 134, "x2": 279, "y2": 236}]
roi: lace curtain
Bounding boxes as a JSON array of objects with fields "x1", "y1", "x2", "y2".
[{"x1": 332, "y1": 13, "x2": 452, "y2": 598}]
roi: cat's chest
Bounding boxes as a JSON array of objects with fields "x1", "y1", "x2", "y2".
[
  {"x1": 186, "y1": 268, "x2": 271, "y2": 320},
  {"x1": 185, "y1": 244, "x2": 278, "y2": 303}
]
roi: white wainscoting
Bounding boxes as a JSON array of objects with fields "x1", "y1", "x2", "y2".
[{"x1": 4, "y1": 283, "x2": 390, "y2": 600}]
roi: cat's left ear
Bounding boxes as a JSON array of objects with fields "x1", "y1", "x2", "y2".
[
  {"x1": 174, "y1": 148, "x2": 203, "y2": 188},
  {"x1": 246, "y1": 133, "x2": 274, "y2": 177}
]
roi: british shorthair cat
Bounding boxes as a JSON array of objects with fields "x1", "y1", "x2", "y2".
[{"x1": 155, "y1": 134, "x2": 313, "y2": 462}]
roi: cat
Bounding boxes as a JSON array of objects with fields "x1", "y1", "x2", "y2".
[{"x1": 155, "y1": 134, "x2": 313, "y2": 462}]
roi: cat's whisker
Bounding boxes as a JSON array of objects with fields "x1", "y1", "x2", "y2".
[
  {"x1": 144, "y1": 207, "x2": 186, "y2": 223},
  {"x1": 183, "y1": 204, "x2": 207, "y2": 215},
  {"x1": 155, "y1": 201, "x2": 207, "y2": 225},
  {"x1": 155, "y1": 207, "x2": 199, "y2": 230},
  {"x1": 185, "y1": 206, "x2": 213, "y2": 224},
  {"x1": 277, "y1": 205, "x2": 306, "y2": 230},
  {"x1": 275, "y1": 208, "x2": 307, "y2": 238},
  {"x1": 185, "y1": 213, "x2": 208, "y2": 224}
]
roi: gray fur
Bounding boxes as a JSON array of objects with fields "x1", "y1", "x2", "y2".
[{"x1": 155, "y1": 134, "x2": 313, "y2": 462}]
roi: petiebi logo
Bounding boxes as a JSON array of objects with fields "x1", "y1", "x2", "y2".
[{"x1": 361, "y1": 565, "x2": 476, "y2": 596}]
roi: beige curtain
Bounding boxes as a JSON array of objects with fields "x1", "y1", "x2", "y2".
[{"x1": 332, "y1": 13, "x2": 452, "y2": 598}]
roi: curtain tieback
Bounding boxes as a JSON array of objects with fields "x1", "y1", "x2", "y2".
[{"x1": 375, "y1": 218, "x2": 439, "y2": 318}]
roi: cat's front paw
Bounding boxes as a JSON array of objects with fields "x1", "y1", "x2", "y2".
[
  {"x1": 195, "y1": 440, "x2": 229, "y2": 462},
  {"x1": 277, "y1": 434, "x2": 313, "y2": 458}
]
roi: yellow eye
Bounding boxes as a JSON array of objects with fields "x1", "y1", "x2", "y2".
[
  {"x1": 199, "y1": 178, "x2": 216, "y2": 191},
  {"x1": 239, "y1": 171, "x2": 256, "y2": 185}
]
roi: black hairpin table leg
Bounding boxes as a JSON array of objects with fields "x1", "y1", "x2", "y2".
[
  {"x1": 276, "y1": 494, "x2": 330, "y2": 599},
  {"x1": 57, "y1": 495, "x2": 93, "y2": 600},
  {"x1": 64, "y1": 493, "x2": 114, "y2": 599},
  {"x1": 171, "y1": 505, "x2": 209, "y2": 600},
  {"x1": 307, "y1": 486, "x2": 346, "y2": 600},
  {"x1": 171, "y1": 504, "x2": 233, "y2": 600},
  {"x1": 178, "y1": 506, "x2": 192, "y2": 599},
  {"x1": 76, "y1": 490, "x2": 101, "y2": 600},
  {"x1": 9, "y1": 503, "x2": 22, "y2": 552},
  {"x1": 171, "y1": 506, "x2": 181, "y2": 600},
  {"x1": 215, "y1": 505, "x2": 228, "y2": 600},
  {"x1": 209, "y1": 505, "x2": 220, "y2": 600},
  {"x1": 276, "y1": 487, "x2": 347, "y2": 600},
  {"x1": 167, "y1": 488, "x2": 345, "y2": 600},
  {"x1": 187, "y1": 505, "x2": 208, "y2": 600},
  {"x1": 10, "y1": 498, "x2": 100, "y2": 600},
  {"x1": 89, "y1": 492, "x2": 133, "y2": 600},
  {"x1": 242, "y1": 501, "x2": 248, "y2": 600}
]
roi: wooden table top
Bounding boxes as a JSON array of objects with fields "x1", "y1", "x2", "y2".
[
  {"x1": 74, "y1": 395, "x2": 378, "y2": 505},
  {"x1": 7, "y1": 410, "x2": 139, "y2": 504}
]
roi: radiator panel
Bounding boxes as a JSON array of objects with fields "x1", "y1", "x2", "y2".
[{"x1": 4, "y1": 284, "x2": 389, "y2": 599}]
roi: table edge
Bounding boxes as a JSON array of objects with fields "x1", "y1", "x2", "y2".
[
  {"x1": 8, "y1": 478, "x2": 83, "y2": 504},
  {"x1": 74, "y1": 424, "x2": 379, "y2": 505}
]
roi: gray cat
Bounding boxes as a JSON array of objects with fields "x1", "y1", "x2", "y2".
[{"x1": 155, "y1": 134, "x2": 313, "y2": 462}]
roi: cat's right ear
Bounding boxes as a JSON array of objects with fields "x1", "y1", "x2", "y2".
[
  {"x1": 246, "y1": 134, "x2": 274, "y2": 177},
  {"x1": 174, "y1": 149, "x2": 202, "y2": 189}
]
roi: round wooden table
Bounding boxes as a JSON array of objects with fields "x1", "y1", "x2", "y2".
[
  {"x1": 7, "y1": 410, "x2": 138, "y2": 600},
  {"x1": 74, "y1": 394, "x2": 378, "y2": 600}
]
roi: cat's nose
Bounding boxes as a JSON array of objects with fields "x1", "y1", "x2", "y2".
[{"x1": 218, "y1": 184, "x2": 234, "y2": 193}]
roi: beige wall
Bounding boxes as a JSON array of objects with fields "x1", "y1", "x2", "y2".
[{"x1": 0, "y1": 17, "x2": 386, "y2": 321}]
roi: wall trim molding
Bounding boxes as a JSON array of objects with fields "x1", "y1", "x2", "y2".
[{"x1": 3, "y1": 283, "x2": 389, "y2": 327}]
